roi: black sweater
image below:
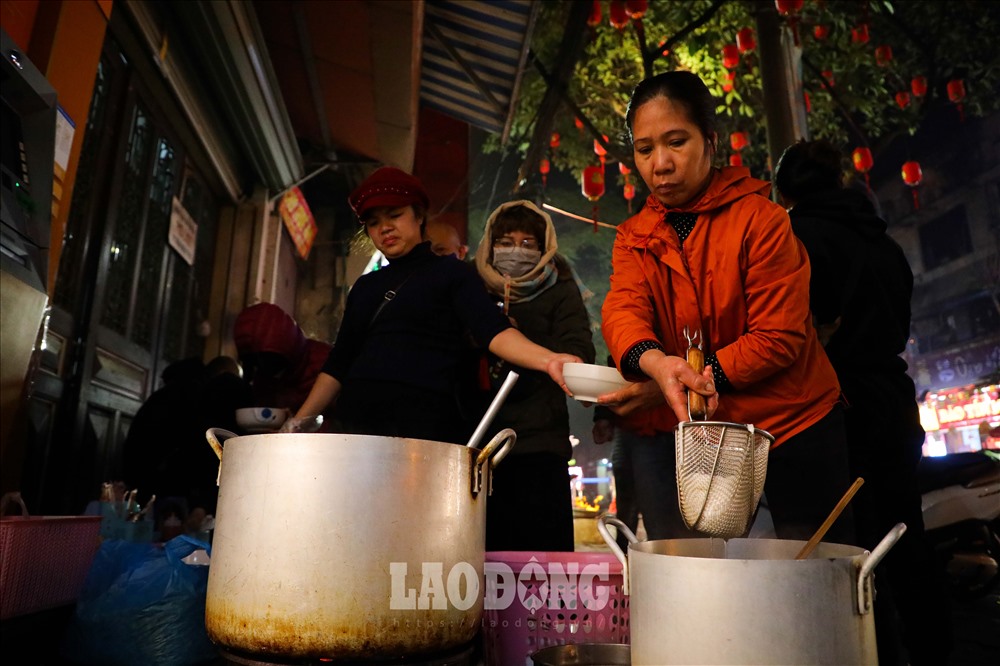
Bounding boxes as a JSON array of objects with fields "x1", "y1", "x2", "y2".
[{"x1": 323, "y1": 242, "x2": 510, "y2": 395}]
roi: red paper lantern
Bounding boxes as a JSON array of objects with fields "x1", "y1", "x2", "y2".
[
  {"x1": 587, "y1": 0, "x2": 602, "y2": 28},
  {"x1": 901, "y1": 160, "x2": 923, "y2": 210},
  {"x1": 729, "y1": 153, "x2": 743, "y2": 167},
  {"x1": 947, "y1": 79, "x2": 966, "y2": 122},
  {"x1": 875, "y1": 45, "x2": 893, "y2": 67},
  {"x1": 851, "y1": 23, "x2": 870, "y2": 44},
  {"x1": 775, "y1": 0, "x2": 804, "y2": 45},
  {"x1": 822, "y1": 70, "x2": 835, "y2": 88},
  {"x1": 852, "y1": 147, "x2": 874, "y2": 173},
  {"x1": 550, "y1": 132, "x2": 560, "y2": 150},
  {"x1": 618, "y1": 162, "x2": 631, "y2": 175},
  {"x1": 852, "y1": 147, "x2": 874, "y2": 188},
  {"x1": 775, "y1": 0, "x2": 803, "y2": 15},
  {"x1": 722, "y1": 44, "x2": 740, "y2": 70},
  {"x1": 813, "y1": 25, "x2": 829, "y2": 41},
  {"x1": 623, "y1": 182, "x2": 636, "y2": 199},
  {"x1": 539, "y1": 158, "x2": 550, "y2": 187},
  {"x1": 626, "y1": 0, "x2": 647, "y2": 18},
  {"x1": 722, "y1": 70, "x2": 736, "y2": 92},
  {"x1": 804, "y1": 91, "x2": 811, "y2": 113},
  {"x1": 594, "y1": 135, "x2": 609, "y2": 165},
  {"x1": 582, "y1": 165, "x2": 605, "y2": 233},
  {"x1": 582, "y1": 165, "x2": 605, "y2": 201},
  {"x1": 574, "y1": 117, "x2": 585, "y2": 133},
  {"x1": 947, "y1": 79, "x2": 966, "y2": 103},
  {"x1": 730, "y1": 131, "x2": 749, "y2": 152},
  {"x1": 895, "y1": 92, "x2": 911, "y2": 109},
  {"x1": 609, "y1": 0, "x2": 629, "y2": 31},
  {"x1": 737, "y1": 27, "x2": 756, "y2": 53},
  {"x1": 911, "y1": 76, "x2": 928, "y2": 98}
]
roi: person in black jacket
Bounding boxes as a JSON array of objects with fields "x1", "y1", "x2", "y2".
[
  {"x1": 474, "y1": 200, "x2": 596, "y2": 551},
  {"x1": 775, "y1": 139, "x2": 952, "y2": 666},
  {"x1": 290, "y1": 167, "x2": 582, "y2": 444}
]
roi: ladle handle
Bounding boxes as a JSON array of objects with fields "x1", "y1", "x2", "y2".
[
  {"x1": 687, "y1": 347, "x2": 707, "y2": 420},
  {"x1": 795, "y1": 477, "x2": 864, "y2": 560},
  {"x1": 466, "y1": 371, "x2": 519, "y2": 449}
]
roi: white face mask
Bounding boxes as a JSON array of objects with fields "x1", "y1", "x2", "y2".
[{"x1": 492, "y1": 247, "x2": 542, "y2": 278}]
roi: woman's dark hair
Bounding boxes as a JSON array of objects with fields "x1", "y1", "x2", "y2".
[
  {"x1": 624, "y1": 71, "x2": 718, "y2": 144},
  {"x1": 491, "y1": 204, "x2": 547, "y2": 253},
  {"x1": 774, "y1": 139, "x2": 844, "y2": 202}
]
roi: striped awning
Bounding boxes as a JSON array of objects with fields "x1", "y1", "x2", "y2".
[{"x1": 420, "y1": 0, "x2": 537, "y2": 142}]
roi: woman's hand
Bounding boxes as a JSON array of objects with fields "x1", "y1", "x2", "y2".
[
  {"x1": 596, "y1": 379, "x2": 665, "y2": 417},
  {"x1": 641, "y1": 352, "x2": 718, "y2": 422},
  {"x1": 546, "y1": 353, "x2": 584, "y2": 396}
]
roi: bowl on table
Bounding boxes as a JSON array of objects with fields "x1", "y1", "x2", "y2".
[
  {"x1": 235, "y1": 407, "x2": 289, "y2": 433},
  {"x1": 562, "y1": 363, "x2": 632, "y2": 402}
]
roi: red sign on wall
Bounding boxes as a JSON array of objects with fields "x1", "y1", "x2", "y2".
[{"x1": 278, "y1": 186, "x2": 317, "y2": 260}]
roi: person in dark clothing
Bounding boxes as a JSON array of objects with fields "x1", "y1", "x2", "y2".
[
  {"x1": 474, "y1": 200, "x2": 596, "y2": 551},
  {"x1": 290, "y1": 167, "x2": 582, "y2": 444},
  {"x1": 775, "y1": 139, "x2": 952, "y2": 666},
  {"x1": 122, "y1": 355, "x2": 250, "y2": 522}
]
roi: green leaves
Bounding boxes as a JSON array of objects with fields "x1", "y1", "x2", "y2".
[{"x1": 496, "y1": 0, "x2": 1000, "y2": 182}]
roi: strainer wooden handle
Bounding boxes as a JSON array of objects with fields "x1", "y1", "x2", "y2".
[{"x1": 687, "y1": 346, "x2": 707, "y2": 419}]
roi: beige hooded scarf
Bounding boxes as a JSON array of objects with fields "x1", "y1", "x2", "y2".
[{"x1": 474, "y1": 200, "x2": 561, "y2": 313}]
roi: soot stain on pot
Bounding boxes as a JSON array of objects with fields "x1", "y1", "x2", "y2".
[{"x1": 206, "y1": 602, "x2": 479, "y2": 659}]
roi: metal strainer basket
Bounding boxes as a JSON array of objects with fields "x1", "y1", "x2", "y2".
[{"x1": 676, "y1": 420, "x2": 773, "y2": 538}]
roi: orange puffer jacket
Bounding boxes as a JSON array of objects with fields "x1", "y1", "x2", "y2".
[{"x1": 602, "y1": 166, "x2": 840, "y2": 446}]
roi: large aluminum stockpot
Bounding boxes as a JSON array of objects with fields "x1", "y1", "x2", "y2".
[
  {"x1": 598, "y1": 515, "x2": 906, "y2": 665},
  {"x1": 204, "y1": 428, "x2": 515, "y2": 661}
]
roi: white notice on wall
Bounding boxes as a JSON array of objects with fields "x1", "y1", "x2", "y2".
[
  {"x1": 54, "y1": 106, "x2": 75, "y2": 173},
  {"x1": 168, "y1": 196, "x2": 197, "y2": 265}
]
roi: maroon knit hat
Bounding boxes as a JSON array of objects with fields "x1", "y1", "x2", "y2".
[{"x1": 348, "y1": 167, "x2": 430, "y2": 222}]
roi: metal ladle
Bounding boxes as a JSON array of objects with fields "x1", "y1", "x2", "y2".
[{"x1": 466, "y1": 370, "x2": 519, "y2": 450}]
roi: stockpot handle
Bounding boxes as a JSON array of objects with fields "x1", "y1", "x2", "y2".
[
  {"x1": 856, "y1": 522, "x2": 907, "y2": 615},
  {"x1": 597, "y1": 514, "x2": 639, "y2": 596},
  {"x1": 206, "y1": 428, "x2": 239, "y2": 462},
  {"x1": 475, "y1": 428, "x2": 517, "y2": 470}
]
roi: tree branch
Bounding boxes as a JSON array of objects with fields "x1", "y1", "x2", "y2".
[
  {"x1": 530, "y1": 52, "x2": 632, "y2": 167},
  {"x1": 801, "y1": 55, "x2": 870, "y2": 147},
  {"x1": 646, "y1": 0, "x2": 729, "y2": 68}
]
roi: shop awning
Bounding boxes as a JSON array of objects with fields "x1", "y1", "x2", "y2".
[{"x1": 420, "y1": 0, "x2": 537, "y2": 143}]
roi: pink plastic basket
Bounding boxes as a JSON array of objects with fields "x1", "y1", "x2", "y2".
[
  {"x1": 0, "y1": 516, "x2": 102, "y2": 619},
  {"x1": 483, "y1": 551, "x2": 629, "y2": 666}
]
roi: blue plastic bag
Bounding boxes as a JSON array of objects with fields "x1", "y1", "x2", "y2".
[{"x1": 62, "y1": 535, "x2": 217, "y2": 666}]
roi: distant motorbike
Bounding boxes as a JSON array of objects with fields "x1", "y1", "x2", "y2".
[{"x1": 918, "y1": 450, "x2": 1000, "y2": 599}]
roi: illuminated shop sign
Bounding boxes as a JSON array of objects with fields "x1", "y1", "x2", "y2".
[{"x1": 921, "y1": 386, "x2": 1000, "y2": 431}]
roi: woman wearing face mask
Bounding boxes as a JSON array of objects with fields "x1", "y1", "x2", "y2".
[
  {"x1": 474, "y1": 200, "x2": 596, "y2": 551},
  {"x1": 289, "y1": 169, "x2": 582, "y2": 444}
]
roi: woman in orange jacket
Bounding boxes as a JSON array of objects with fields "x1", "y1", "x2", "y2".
[{"x1": 600, "y1": 71, "x2": 856, "y2": 543}]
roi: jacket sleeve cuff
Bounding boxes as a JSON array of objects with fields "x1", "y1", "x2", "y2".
[
  {"x1": 704, "y1": 351, "x2": 733, "y2": 393},
  {"x1": 620, "y1": 340, "x2": 664, "y2": 379}
]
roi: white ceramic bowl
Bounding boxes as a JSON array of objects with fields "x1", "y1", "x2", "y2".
[
  {"x1": 236, "y1": 407, "x2": 289, "y2": 433},
  {"x1": 562, "y1": 363, "x2": 632, "y2": 402}
]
